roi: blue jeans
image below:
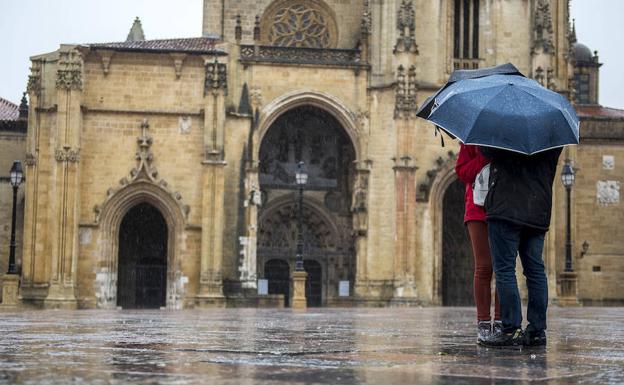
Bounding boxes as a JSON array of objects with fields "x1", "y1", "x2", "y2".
[{"x1": 488, "y1": 219, "x2": 548, "y2": 333}]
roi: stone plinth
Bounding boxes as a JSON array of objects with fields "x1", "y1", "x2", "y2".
[
  {"x1": 291, "y1": 270, "x2": 308, "y2": 309},
  {"x1": 558, "y1": 271, "x2": 580, "y2": 307},
  {"x1": 1, "y1": 274, "x2": 20, "y2": 308}
]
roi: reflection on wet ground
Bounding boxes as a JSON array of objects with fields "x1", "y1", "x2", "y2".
[{"x1": 0, "y1": 307, "x2": 623, "y2": 384}]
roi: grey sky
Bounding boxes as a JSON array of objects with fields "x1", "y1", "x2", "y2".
[{"x1": 0, "y1": 1, "x2": 622, "y2": 109}]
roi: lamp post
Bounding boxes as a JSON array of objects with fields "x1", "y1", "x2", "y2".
[
  {"x1": 291, "y1": 161, "x2": 308, "y2": 309},
  {"x1": 294, "y1": 161, "x2": 308, "y2": 272},
  {"x1": 558, "y1": 158, "x2": 579, "y2": 306},
  {"x1": 7, "y1": 161, "x2": 24, "y2": 274},
  {"x1": 561, "y1": 158, "x2": 575, "y2": 272}
]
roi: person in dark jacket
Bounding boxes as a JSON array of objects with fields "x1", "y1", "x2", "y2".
[
  {"x1": 479, "y1": 146, "x2": 562, "y2": 347},
  {"x1": 455, "y1": 144, "x2": 501, "y2": 341}
]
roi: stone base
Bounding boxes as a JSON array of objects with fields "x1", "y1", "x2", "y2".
[
  {"x1": 44, "y1": 283, "x2": 77, "y2": 310},
  {"x1": 558, "y1": 271, "x2": 580, "y2": 307},
  {"x1": 0, "y1": 274, "x2": 20, "y2": 308},
  {"x1": 291, "y1": 271, "x2": 308, "y2": 309}
]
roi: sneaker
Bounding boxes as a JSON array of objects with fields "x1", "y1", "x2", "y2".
[
  {"x1": 493, "y1": 320, "x2": 503, "y2": 335},
  {"x1": 479, "y1": 328, "x2": 524, "y2": 348},
  {"x1": 477, "y1": 321, "x2": 491, "y2": 343},
  {"x1": 524, "y1": 327, "x2": 547, "y2": 347}
]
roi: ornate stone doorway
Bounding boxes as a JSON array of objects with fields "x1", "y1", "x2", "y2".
[
  {"x1": 257, "y1": 105, "x2": 355, "y2": 306},
  {"x1": 441, "y1": 179, "x2": 475, "y2": 306},
  {"x1": 264, "y1": 259, "x2": 290, "y2": 306},
  {"x1": 117, "y1": 202, "x2": 168, "y2": 309}
]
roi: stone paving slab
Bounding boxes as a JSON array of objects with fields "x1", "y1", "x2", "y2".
[{"x1": 0, "y1": 307, "x2": 623, "y2": 384}]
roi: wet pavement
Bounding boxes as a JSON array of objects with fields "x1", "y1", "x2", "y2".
[{"x1": 0, "y1": 307, "x2": 623, "y2": 385}]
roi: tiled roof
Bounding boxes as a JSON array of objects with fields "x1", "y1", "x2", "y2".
[
  {"x1": 577, "y1": 105, "x2": 624, "y2": 119},
  {"x1": 0, "y1": 97, "x2": 18, "y2": 121},
  {"x1": 90, "y1": 37, "x2": 226, "y2": 55}
]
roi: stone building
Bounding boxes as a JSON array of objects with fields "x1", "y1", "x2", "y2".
[{"x1": 3, "y1": 0, "x2": 622, "y2": 309}]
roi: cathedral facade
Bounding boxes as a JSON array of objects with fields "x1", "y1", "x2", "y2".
[{"x1": 5, "y1": 0, "x2": 623, "y2": 309}]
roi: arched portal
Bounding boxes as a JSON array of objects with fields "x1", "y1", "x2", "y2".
[
  {"x1": 117, "y1": 202, "x2": 168, "y2": 309},
  {"x1": 264, "y1": 259, "x2": 290, "y2": 307},
  {"x1": 441, "y1": 179, "x2": 474, "y2": 306},
  {"x1": 258, "y1": 105, "x2": 356, "y2": 306}
]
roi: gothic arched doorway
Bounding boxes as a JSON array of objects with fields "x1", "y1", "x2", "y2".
[
  {"x1": 441, "y1": 179, "x2": 474, "y2": 306},
  {"x1": 117, "y1": 202, "x2": 168, "y2": 309},
  {"x1": 258, "y1": 105, "x2": 355, "y2": 306},
  {"x1": 265, "y1": 259, "x2": 290, "y2": 307}
]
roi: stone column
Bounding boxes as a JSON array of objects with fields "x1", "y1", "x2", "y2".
[
  {"x1": 352, "y1": 161, "x2": 371, "y2": 298},
  {"x1": 196, "y1": 58, "x2": 228, "y2": 307},
  {"x1": 392, "y1": 156, "x2": 418, "y2": 302},
  {"x1": 45, "y1": 47, "x2": 83, "y2": 309},
  {"x1": 19, "y1": 60, "x2": 43, "y2": 302}
]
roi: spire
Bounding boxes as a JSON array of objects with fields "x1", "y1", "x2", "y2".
[
  {"x1": 126, "y1": 17, "x2": 145, "y2": 42},
  {"x1": 570, "y1": 18, "x2": 577, "y2": 44},
  {"x1": 18, "y1": 92, "x2": 28, "y2": 119}
]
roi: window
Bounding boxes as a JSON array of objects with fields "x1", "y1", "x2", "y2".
[{"x1": 453, "y1": 0, "x2": 480, "y2": 69}]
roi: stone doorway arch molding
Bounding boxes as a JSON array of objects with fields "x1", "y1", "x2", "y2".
[
  {"x1": 238, "y1": 90, "x2": 367, "y2": 290},
  {"x1": 92, "y1": 119, "x2": 189, "y2": 309},
  {"x1": 425, "y1": 152, "x2": 458, "y2": 305},
  {"x1": 253, "y1": 90, "x2": 362, "y2": 162}
]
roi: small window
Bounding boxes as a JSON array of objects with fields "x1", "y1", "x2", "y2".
[
  {"x1": 592, "y1": 266, "x2": 601, "y2": 272},
  {"x1": 453, "y1": 0, "x2": 480, "y2": 69}
]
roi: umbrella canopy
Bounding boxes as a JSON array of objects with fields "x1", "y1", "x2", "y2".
[
  {"x1": 425, "y1": 74, "x2": 579, "y2": 155},
  {"x1": 416, "y1": 63, "x2": 524, "y2": 119}
]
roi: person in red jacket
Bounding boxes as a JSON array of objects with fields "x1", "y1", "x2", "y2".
[{"x1": 455, "y1": 144, "x2": 501, "y2": 341}]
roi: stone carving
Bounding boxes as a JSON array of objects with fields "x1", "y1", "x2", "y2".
[
  {"x1": 97, "y1": 50, "x2": 114, "y2": 76},
  {"x1": 261, "y1": 0, "x2": 338, "y2": 48},
  {"x1": 258, "y1": 203, "x2": 337, "y2": 251},
  {"x1": 532, "y1": 0, "x2": 555, "y2": 54},
  {"x1": 54, "y1": 146, "x2": 80, "y2": 163},
  {"x1": 27, "y1": 64, "x2": 42, "y2": 94},
  {"x1": 250, "y1": 87, "x2": 263, "y2": 108},
  {"x1": 394, "y1": 0, "x2": 418, "y2": 54},
  {"x1": 239, "y1": 45, "x2": 362, "y2": 67},
  {"x1": 56, "y1": 49, "x2": 83, "y2": 90},
  {"x1": 394, "y1": 65, "x2": 418, "y2": 118},
  {"x1": 351, "y1": 171, "x2": 369, "y2": 236},
  {"x1": 24, "y1": 152, "x2": 37, "y2": 166},
  {"x1": 205, "y1": 60, "x2": 227, "y2": 94},
  {"x1": 597, "y1": 181, "x2": 620, "y2": 205},
  {"x1": 179, "y1": 116, "x2": 191, "y2": 134},
  {"x1": 170, "y1": 53, "x2": 187, "y2": 79},
  {"x1": 416, "y1": 151, "x2": 456, "y2": 202},
  {"x1": 533, "y1": 66, "x2": 556, "y2": 90},
  {"x1": 361, "y1": 0, "x2": 371, "y2": 37},
  {"x1": 93, "y1": 119, "x2": 190, "y2": 223}
]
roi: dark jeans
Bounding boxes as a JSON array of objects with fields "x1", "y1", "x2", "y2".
[{"x1": 488, "y1": 219, "x2": 548, "y2": 333}]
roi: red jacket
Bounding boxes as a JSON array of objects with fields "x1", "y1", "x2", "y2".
[{"x1": 455, "y1": 144, "x2": 489, "y2": 223}]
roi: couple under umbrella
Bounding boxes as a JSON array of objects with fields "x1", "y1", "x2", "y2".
[{"x1": 417, "y1": 63, "x2": 579, "y2": 347}]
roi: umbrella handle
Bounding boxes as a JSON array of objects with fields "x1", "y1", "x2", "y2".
[{"x1": 435, "y1": 126, "x2": 445, "y2": 147}]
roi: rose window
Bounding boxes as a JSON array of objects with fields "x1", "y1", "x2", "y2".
[{"x1": 262, "y1": 0, "x2": 338, "y2": 48}]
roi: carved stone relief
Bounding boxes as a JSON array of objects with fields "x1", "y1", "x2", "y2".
[
  {"x1": 93, "y1": 119, "x2": 190, "y2": 223},
  {"x1": 205, "y1": 60, "x2": 227, "y2": 95},
  {"x1": 416, "y1": 151, "x2": 457, "y2": 202},
  {"x1": 394, "y1": 0, "x2": 418, "y2": 54},
  {"x1": 532, "y1": 0, "x2": 555, "y2": 54},
  {"x1": 597, "y1": 181, "x2": 620, "y2": 205},
  {"x1": 56, "y1": 49, "x2": 83, "y2": 90},
  {"x1": 394, "y1": 65, "x2": 418, "y2": 118}
]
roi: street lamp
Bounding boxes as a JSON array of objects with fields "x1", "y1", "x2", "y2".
[
  {"x1": 294, "y1": 161, "x2": 308, "y2": 272},
  {"x1": 561, "y1": 159, "x2": 575, "y2": 272},
  {"x1": 7, "y1": 160, "x2": 24, "y2": 274}
]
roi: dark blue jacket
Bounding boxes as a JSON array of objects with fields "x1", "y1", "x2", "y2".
[{"x1": 481, "y1": 147, "x2": 562, "y2": 231}]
